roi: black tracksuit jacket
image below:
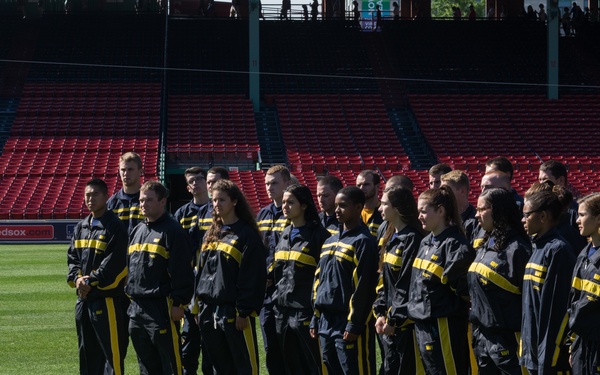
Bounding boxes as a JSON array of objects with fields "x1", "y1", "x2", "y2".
[
  {"x1": 67, "y1": 209, "x2": 129, "y2": 299},
  {"x1": 196, "y1": 220, "x2": 267, "y2": 318},
  {"x1": 272, "y1": 222, "x2": 331, "y2": 309},
  {"x1": 407, "y1": 225, "x2": 475, "y2": 321},
  {"x1": 126, "y1": 213, "x2": 195, "y2": 308},
  {"x1": 373, "y1": 225, "x2": 424, "y2": 327}
]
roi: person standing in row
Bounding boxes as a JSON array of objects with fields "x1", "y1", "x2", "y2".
[
  {"x1": 468, "y1": 188, "x2": 531, "y2": 374},
  {"x1": 107, "y1": 152, "x2": 145, "y2": 234},
  {"x1": 374, "y1": 185, "x2": 426, "y2": 374},
  {"x1": 257, "y1": 165, "x2": 291, "y2": 374},
  {"x1": 311, "y1": 186, "x2": 379, "y2": 374},
  {"x1": 569, "y1": 193, "x2": 600, "y2": 375},
  {"x1": 408, "y1": 186, "x2": 475, "y2": 375},
  {"x1": 195, "y1": 180, "x2": 266, "y2": 374},
  {"x1": 520, "y1": 188, "x2": 576, "y2": 374},
  {"x1": 174, "y1": 167, "x2": 210, "y2": 375},
  {"x1": 356, "y1": 170, "x2": 383, "y2": 237},
  {"x1": 272, "y1": 184, "x2": 330, "y2": 374},
  {"x1": 127, "y1": 181, "x2": 195, "y2": 375},
  {"x1": 316, "y1": 176, "x2": 343, "y2": 236},
  {"x1": 67, "y1": 178, "x2": 129, "y2": 375}
]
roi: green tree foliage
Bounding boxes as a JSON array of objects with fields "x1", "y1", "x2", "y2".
[{"x1": 431, "y1": 0, "x2": 486, "y2": 18}]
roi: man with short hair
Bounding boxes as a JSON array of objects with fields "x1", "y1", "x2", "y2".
[
  {"x1": 356, "y1": 170, "x2": 383, "y2": 237},
  {"x1": 67, "y1": 178, "x2": 129, "y2": 375},
  {"x1": 539, "y1": 160, "x2": 579, "y2": 229},
  {"x1": 107, "y1": 152, "x2": 145, "y2": 234},
  {"x1": 127, "y1": 181, "x2": 195, "y2": 375},
  {"x1": 174, "y1": 167, "x2": 210, "y2": 375},
  {"x1": 441, "y1": 170, "x2": 478, "y2": 241},
  {"x1": 386, "y1": 174, "x2": 414, "y2": 191},
  {"x1": 317, "y1": 175, "x2": 343, "y2": 236},
  {"x1": 256, "y1": 165, "x2": 291, "y2": 374},
  {"x1": 485, "y1": 156, "x2": 524, "y2": 211},
  {"x1": 206, "y1": 167, "x2": 230, "y2": 193},
  {"x1": 428, "y1": 163, "x2": 452, "y2": 189}
]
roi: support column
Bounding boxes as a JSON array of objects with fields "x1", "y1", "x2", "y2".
[
  {"x1": 249, "y1": 0, "x2": 260, "y2": 112},
  {"x1": 547, "y1": 0, "x2": 559, "y2": 99}
]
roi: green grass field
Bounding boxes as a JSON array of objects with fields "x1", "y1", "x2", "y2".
[
  {"x1": 0, "y1": 244, "x2": 381, "y2": 374},
  {"x1": 0, "y1": 244, "x2": 272, "y2": 374}
]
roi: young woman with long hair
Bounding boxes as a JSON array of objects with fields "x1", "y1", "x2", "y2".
[
  {"x1": 408, "y1": 186, "x2": 475, "y2": 374},
  {"x1": 373, "y1": 185, "x2": 427, "y2": 374},
  {"x1": 568, "y1": 193, "x2": 600, "y2": 375},
  {"x1": 467, "y1": 188, "x2": 532, "y2": 374},
  {"x1": 271, "y1": 184, "x2": 330, "y2": 374},
  {"x1": 195, "y1": 179, "x2": 266, "y2": 375}
]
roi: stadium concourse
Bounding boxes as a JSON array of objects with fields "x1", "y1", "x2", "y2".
[{"x1": 0, "y1": 13, "x2": 599, "y2": 221}]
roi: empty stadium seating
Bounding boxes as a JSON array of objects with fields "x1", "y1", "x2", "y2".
[
  {"x1": 0, "y1": 83, "x2": 160, "y2": 219},
  {"x1": 0, "y1": 16, "x2": 599, "y2": 221}
]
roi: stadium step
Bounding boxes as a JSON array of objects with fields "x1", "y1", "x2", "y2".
[
  {"x1": 387, "y1": 108, "x2": 437, "y2": 170},
  {"x1": 255, "y1": 106, "x2": 288, "y2": 169},
  {"x1": 0, "y1": 99, "x2": 19, "y2": 155}
]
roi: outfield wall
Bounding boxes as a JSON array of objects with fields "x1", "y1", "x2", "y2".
[{"x1": 0, "y1": 220, "x2": 79, "y2": 244}]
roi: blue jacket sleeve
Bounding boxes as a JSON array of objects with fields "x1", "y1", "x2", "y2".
[{"x1": 346, "y1": 236, "x2": 379, "y2": 334}]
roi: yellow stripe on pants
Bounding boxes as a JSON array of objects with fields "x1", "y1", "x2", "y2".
[
  {"x1": 438, "y1": 318, "x2": 457, "y2": 375},
  {"x1": 467, "y1": 323, "x2": 478, "y2": 374},
  {"x1": 242, "y1": 317, "x2": 259, "y2": 375},
  {"x1": 105, "y1": 297, "x2": 123, "y2": 375}
]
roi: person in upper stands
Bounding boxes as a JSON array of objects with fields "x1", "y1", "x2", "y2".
[
  {"x1": 452, "y1": 6, "x2": 462, "y2": 20},
  {"x1": 392, "y1": 2, "x2": 400, "y2": 20},
  {"x1": 310, "y1": 0, "x2": 319, "y2": 21},
  {"x1": 280, "y1": 0, "x2": 291, "y2": 20},
  {"x1": 317, "y1": 175, "x2": 344, "y2": 236},
  {"x1": 539, "y1": 159, "x2": 578, "y2": 229},
  {"x1": 537, "y1": 4, "x2": 547, "y2": 22},
  {"x1": 485, "y1": 157, "x2": 524, "y2": 211},
  {"x1": 562, "y1": 7, "x2": 572, "y2": 36},
  {"x1": 310, "y1": 186, "x2": 379, "y2": 374},
  {"x1": 525, "y1": 181, "x2": 587, "y2": 253},
  {"x1": 526, "y1": 4, "x2": 537, "y2": 20},
  {"x1": 173, "y1": 167, "x2": 210, "y2": 375},
  {"x1": 408, "y1": 186, "x2": 475, "y2": 375},
  {"x1": 257, "y1": 165, "x2": 291, "y2": 375},
  {"x1": 571, "y1": 2, "x2": 584, "y2": 35},
  {"x1": 468, "y1": 188, "x2": 531, "y2": 374},
  {"x1": 375, "y1": 4, "x2": 382, "y2": 29},
  {"x1": 352, "y1": 0, "x2": 360, "y2": 22},
  {"x1": 428, "y1": 163, "x2": 452, "y2": 189},
  {"x1": 107, "y1": 152, "x2": 145, "y2": 234},
  {"x1": 468, "y1": 4, "x2": 477, "y2": 20},
  {"x1": 356, "y1": 170, "x2": 383, "y2": 237},
  {"x1": 230, "y1": 0, "x2": 240, "y2": 18},
  {"x1": 302, "y1": 4, "x2": 309, "y2": 21},
  {"x1": 520, "y1": 189, "x2": 576, "y2": 375},
  {"x1": 568, "y1": 193, "x2": 600, "y2": 375},
  {"x1": 441, "y1": 170, "x2": 478, "y2": 242},
  {"x1": 374, "y1": 185, "x2": 426, "y2": 374},
  {"x1": 272, "y1": 184, "x2": 330, "y2": 374}
]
